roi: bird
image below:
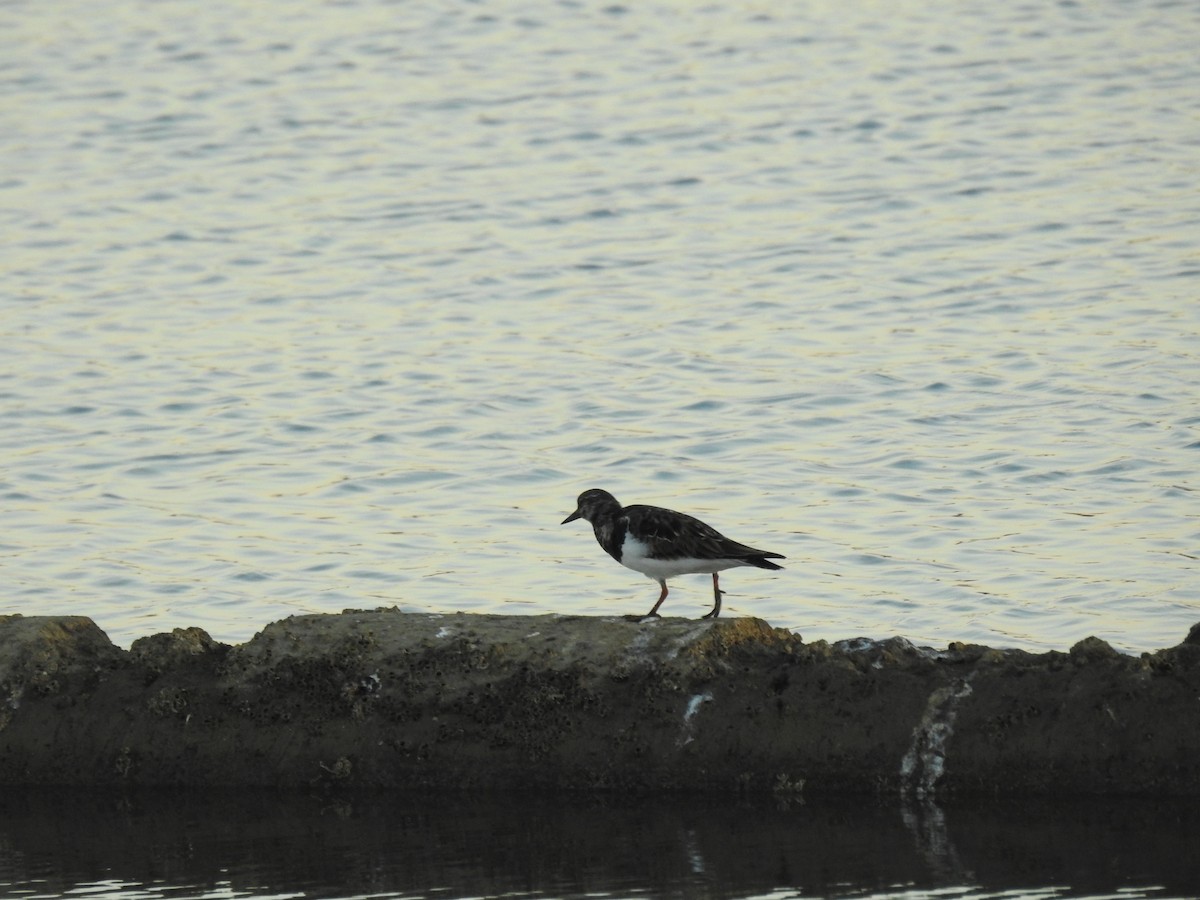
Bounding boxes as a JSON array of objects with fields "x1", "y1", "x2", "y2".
[{"x1": 561, "y1": 488, "x2": 784, "y2": 619}]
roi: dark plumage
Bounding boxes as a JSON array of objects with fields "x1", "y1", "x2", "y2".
[{"x1": 561, "y1": 488, "x2": 784, "y2": 619}]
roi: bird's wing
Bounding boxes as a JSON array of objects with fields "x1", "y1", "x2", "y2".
[{"x1": 626, "y1": 505, "x2": 768, "y2": 561}]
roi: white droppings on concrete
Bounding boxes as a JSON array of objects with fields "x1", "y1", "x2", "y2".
[
  {"x1": 666, "y1": 622, "x2": 714, "y2": 661},
  {"x1": 360, "y1": 673, "x2": 381, "y2": 694},
  {"x1": 684, "y1": 692, "x2": 712, "y2": 722},
  {"x1": 835, "y1": 635, "x2": 947, "y2": 663},
  {"x1": 900, "y1": 674, "x2": 976, "y2": 797},
  {"x1": 623, "y1": 627, "x2": 654, "y2": 659},
  {"x1": 834, "y1": 637, "x2": 878, "y2": 654},
  {"x1": 678, "y1": 691, "x2": 714, "y2": 747}
]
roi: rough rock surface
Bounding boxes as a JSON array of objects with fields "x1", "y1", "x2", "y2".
[{"x1": 1, "y1": 611, "x2": 1198, "y2": 794}]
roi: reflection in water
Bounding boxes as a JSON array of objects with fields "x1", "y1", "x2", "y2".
[
  {"x1": 0, "y1": 788, "x2": 1196, "y2": 899},
  {"x1": 901, "y1": 799, "x2": 956, "y2": 884}
]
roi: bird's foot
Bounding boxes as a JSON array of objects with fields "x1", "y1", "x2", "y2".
[{"x1": 623, "y1": 612, "x2": 661, "y2": 623}]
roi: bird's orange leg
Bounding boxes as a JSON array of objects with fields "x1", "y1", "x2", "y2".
[{"x1": 641, "y1": 580, "x2": 669, "y2": 619}]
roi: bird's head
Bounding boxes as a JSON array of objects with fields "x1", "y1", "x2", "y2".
[{"x1": 561, "y1": 488, "x2": 620, "y2": 525}]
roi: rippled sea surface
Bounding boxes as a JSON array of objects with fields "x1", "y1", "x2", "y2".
[{"x1": 3, "y1": 0, "x2": 1198, "y2": 653}]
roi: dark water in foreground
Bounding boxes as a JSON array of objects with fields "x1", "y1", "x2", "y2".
[{"x1": 1, "y1": 789, "x2": 1196, "y2": 900}]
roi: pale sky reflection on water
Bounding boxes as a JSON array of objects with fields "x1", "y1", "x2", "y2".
[{"x1": 1, "y1": 0, "x2": 1198, "y2": 652}]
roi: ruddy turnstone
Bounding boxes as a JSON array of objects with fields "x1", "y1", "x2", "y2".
[{"x1": 561, "y1": 488, "x2": 785, "y2": 619}]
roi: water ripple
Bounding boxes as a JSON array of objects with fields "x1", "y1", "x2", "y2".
[{"x1": 1, "y1": 0, "x2": 1197, "y2": 652}]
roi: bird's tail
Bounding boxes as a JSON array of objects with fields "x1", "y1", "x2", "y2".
[{"x1": 746, "y1": 553, "x2": 784, "y2": 571}]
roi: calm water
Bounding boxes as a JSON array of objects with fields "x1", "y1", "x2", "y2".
[
  {"x1": 2, "y1": 789, "x2": 1198, "y2": 900},
  {"x1": 3, "y1": 0, "x2": 1199, "y2": 655}
]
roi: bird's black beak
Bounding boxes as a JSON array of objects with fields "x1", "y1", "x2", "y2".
[{"x1": 561, "y1": 508, "x2": 582, "y2": 525}]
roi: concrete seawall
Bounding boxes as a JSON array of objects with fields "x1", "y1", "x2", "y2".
[{"x1": 2, "y1": 611, "x2": 1198, "y2": 794}]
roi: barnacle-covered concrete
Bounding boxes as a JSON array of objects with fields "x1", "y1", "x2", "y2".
[{"x1": 1, "y1": 611, "x2": 1198, "y2": 794}]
